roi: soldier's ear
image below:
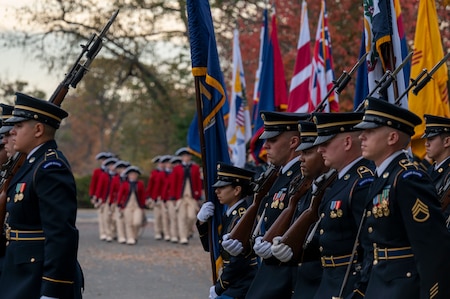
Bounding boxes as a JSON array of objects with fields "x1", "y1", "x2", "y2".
[
  {"x1": 443, "y1": 135, "x2": 450, "y2": 148},
  {"x1": 234, "y1": 185, "x2": 242, "y2": 197},
  {"x1": 289, "y1": 135, "x2": 301, "y2": 149},
  {"x1": 33, "y1": 122, "x2": 45, "y2": 138},
  {"x1": 386, "y1": 129, "x2": 398, "y2": 146}
]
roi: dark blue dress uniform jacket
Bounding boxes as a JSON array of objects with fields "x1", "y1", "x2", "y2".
[
  {"x1": 292, "y1": 188, "x2": 322, "y2": 299},
  {"x1": 428, "y1": 156, "x2": 450, "y2": 222},
  {"x1": 313, "y1": 158, "x2": 374, "y2": 299},
  {"x1": 245, "y1": 161, "x2": 301, "y2": 299},
  {"x1": 0, "y1": 140, "x2": 82, "y2": 299},
  {"x1": 197, "y1": 198, "x2": 257, "y2": 299},
  {"x1": 363, "y1": 153, "x2": 450, "y2": 299}
]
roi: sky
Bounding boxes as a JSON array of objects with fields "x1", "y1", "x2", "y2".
[{"x1": 0, "y1": 1, "x2": 64, "y2": 99}]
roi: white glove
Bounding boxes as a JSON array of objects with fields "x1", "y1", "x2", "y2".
[
  {"x1": 222, "y1": 233, "x2": 243, "y2": 256},
  {"x1": 209, "y1": 285, "x2": 218, "y2": 299},
  {"x1": 41, "y1": 296, "x2": 59, "y2": 299},
  {"x1": 271, "y1": 236, "x2": 293, "y2": 262},
  {"x1": 253, "y1": 236, "x2": 273, "y2": 259},
  {"x1": 197, "y1": 202, "x2": 215, "y2": 222}
]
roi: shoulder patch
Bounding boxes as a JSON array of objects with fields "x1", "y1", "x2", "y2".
[
  {"x1": 41, "y1": 160, "x2": 65, "y2": 169},
  {"x1": 358, "y1": 177, "x2": 374, "y2": 187},
  {"x1": 401, "y1": 169, "x2": 423, "y2": 179},
  {"x1": 357, "y1": 166, "x2": 374, "y2": 178}
]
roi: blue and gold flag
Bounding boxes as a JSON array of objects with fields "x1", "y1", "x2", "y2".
[{"x1": 187, "y1": 0, "x2": 231, "y2": 279}]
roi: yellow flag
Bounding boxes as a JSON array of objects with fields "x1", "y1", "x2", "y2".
[{"x1": 409, "y1": 0, "x2": 450, "y2": 159}]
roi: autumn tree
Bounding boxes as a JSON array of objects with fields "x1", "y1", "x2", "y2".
[{"x1": 1, "y1": 0, "x2": 450, "y2": 175}]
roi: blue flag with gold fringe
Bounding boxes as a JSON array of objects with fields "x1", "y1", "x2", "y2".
[{"x1": 187, "y1": 0, "x2": 231, "y2": 279}]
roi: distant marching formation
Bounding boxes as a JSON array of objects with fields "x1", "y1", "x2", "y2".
[{"x1": 88, "y1": 147, "x2": 202, "y2": 246}]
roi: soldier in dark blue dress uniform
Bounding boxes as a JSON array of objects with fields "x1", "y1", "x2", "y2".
[
  {"x1": 423, "y1": 114, "x2": 450, "y2": 226},
  {"x1": 0, "y1": 92, "x2": 83, "y2": 299},
  {"x1": 196, "y1": 162, "x2": 257, "y2": 299},
  {"x1": 271, "y1": 120, "x2": 333, "y2": 299},
  {"x1": 227, "y1": 111, "x2": 310, "y2": 299},
  {"x1": 356, "y1": 98, "x2": 450, "y2": 298},
  {"x1": 311, "y1": 112, "x2": 375, "y2": 299}
]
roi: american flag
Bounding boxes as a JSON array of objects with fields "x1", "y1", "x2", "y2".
[{"x1": 227, "y1": 28, "x2": 252, "y2": 168}]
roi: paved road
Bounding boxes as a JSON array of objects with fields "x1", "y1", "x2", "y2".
[{"x1": 76, "y1": 209, "x2": 211, "y2": 299}]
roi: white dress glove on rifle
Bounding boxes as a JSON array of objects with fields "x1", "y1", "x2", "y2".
[
  {"x1": 197, "y1": 201, "x2": 215, "y2": 222},
  {"x1": 271, "y1": 236, "x2": 293, "y2": 262},
  {"x1": 222, "y1": 233, "x2": 243, "y2": 256},
  {"x1": 209, "y1": 285, "x2": 218, "y2": 299},
  {"x1": 253, "y1": 236, "x2": 273, "y2": 259}
]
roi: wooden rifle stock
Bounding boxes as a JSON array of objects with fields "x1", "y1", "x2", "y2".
[
  {"x1": 0, "y1": 153, "x2": 26, "y2": 228},
  {"x1": 438, "y1": 178, "x2": 450, "y2": 212},
  {"x1": 262, "y1": 175, "x2": 312, "y2": 243},
  {"x1": 280, "y1": 170, "x2": 337, "y2": 262},
  {"x1": 228, "y1": 164, "x2": 280, "y2": 252}
]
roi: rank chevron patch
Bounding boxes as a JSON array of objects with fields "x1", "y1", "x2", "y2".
[{"x1": 411, "y1": 199, "x2": 430, "y2": 222}]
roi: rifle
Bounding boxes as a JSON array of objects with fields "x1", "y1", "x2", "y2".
[
  {"x1": 0, "y1": 10, "x2": 119, "y2": 229},
  {"x1": 333, "y1": 208, "x2": 367, "y2": 299},
  {"x1": 49, "y1": 9, "x2": 119, "y2": 106},
  {"x1": 377, "y1": 51, "x2": 413, "y2": 96},
  {"x1": 412, "y1": 52, "x2": 450, "y2": 96},
  {"x1": 262, "y1": 174, "x2": 313, "y2": 243},
  {"x1": 355, "y1": 51, "x2": 413, "y2": 111},
  {"x1": 315, "y1": 52, "x2": 368, "y2": 113},
  {"x1": 279, "y1": 169, "x2": 337, "y2": 262},
  {"x1": 228, "y1": 164, "x2": 280, "y2": 253},
  {"x1": 394, "y1": 68, "x2": 428, "y2": 105},
  {"x1": 438, "y1": 178, "x2": 450, "y2": 212}
]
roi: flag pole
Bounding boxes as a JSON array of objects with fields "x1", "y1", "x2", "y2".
[{"x1": 193, "y1": 76, "x2": 217, "y2": 283}]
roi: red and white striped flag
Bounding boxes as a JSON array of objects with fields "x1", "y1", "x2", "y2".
[
  {"x1": 287, "y1": 0, "x2": 311, "y2": 113},
  {"x1": 308, "y1": 0, "x2": 339, "y2": 112}
]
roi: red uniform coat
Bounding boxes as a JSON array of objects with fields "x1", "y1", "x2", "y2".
[
  {"x1": 168, "y1": 163, "x2": 202, "y2": 200},
  {"x1": 109, "y1": 174, "x2": 124, "y2": 204},
  {"x1": 89, "y1": 168, "x2": 104, "y2": 197},
  {"x1": 145, "y1": 168, "x2": 165, "y2": 200},
  {"x1": 95, "y1": 171, "x2": 115, "y2": 203},
  {"x1": 117, "y1": 179, "x2": 146, "y2": 208},
  {"x1": 161, "y1": 171, "x2": 172, "y2": 201}
]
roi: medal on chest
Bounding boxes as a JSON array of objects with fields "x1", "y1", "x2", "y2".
[
  {"x1": 14, "y1": 183, "x2": 26, "y2": 203},
  {"x1": 372, "y1": 186, "x2": 390, "y2": 218},
  {"x1": 271, "y1": 188, "x2": 287, "y2": 209},
  {"x1": 329, "y1": 200, "x2": 343, "y2": 218}
]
